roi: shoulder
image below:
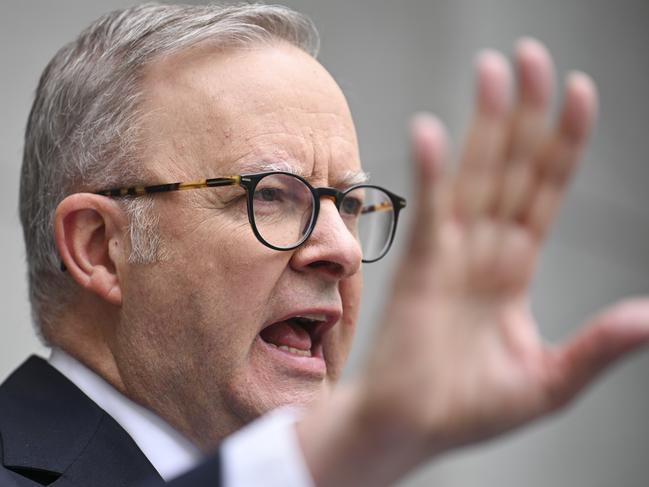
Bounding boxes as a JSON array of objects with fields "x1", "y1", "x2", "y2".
[{"x1": 0, "y1": 356, "x2": 162, "y2": 487}]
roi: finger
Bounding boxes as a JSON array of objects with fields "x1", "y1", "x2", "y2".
[
  {"x1": 456, "y1": 50, "x2": 512, "y2": 220},
  {"x1": 406, "y1": 113, "x2": 449, "y2": 259},
  {"x1": 498, "y1": 38, "x2": 555, "y2": 220},
  {"x1": 525, "y1": 72, "x2": 598, "y2": 240},
  {"x1": 508, "y1": 38, "x2": 554, "y2": 159},
  {"x1": 542, "y1": 297, "x2": 649, "y2": 411}
]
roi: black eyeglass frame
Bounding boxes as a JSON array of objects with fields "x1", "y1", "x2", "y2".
[{"x1": 96, "y1": 171, "x2": 407, "y2": 263}]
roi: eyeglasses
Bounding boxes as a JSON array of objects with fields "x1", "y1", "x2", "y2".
[{"x1": 96, "y1": 171, "x2": 407, "y2": 263}]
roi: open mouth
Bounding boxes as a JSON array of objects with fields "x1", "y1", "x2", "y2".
[{"x1": 259, "y1": 314, "x2": 335, "y2": 360}]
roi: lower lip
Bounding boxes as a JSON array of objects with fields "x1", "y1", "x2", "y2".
[{"x1": 253, "y1": 335, "x2": 327, "y2": 379}]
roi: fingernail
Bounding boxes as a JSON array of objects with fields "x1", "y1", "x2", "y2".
[
  {"x1": 474, "y1": 50, "x2": 512, "y2": 115},
  {"x1": 475, "y1": 49, "x2": 508, "y2": 72},
  {"x1": 566, "y1": 71, "x2": 595, "y2": 93},
  {"x1": 410, "y1": 112, "x2": 442, "y2": 133},
  {"x1": 515, "y1": 37, "x2": 547, "y2": 57}
]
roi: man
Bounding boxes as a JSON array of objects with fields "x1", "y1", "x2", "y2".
[{"x1": 3, "y1": 3, "x2": 648, "y2": 486}]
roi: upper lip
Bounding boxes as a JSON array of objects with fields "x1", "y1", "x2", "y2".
[{"x1": 262, "y1": 308, "x2": 342, "y2": 343}]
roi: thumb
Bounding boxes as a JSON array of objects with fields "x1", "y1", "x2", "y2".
[
  {"x1": 544, "y1": 297, "x2": 649, "y2": 411},
  {"x1": 406, "y1": 113, "x2": 449, "y2": 260}
]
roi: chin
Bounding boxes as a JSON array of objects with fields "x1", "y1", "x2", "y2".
[{"x1": 224, "y1": 371, "x2": 330, "y2": 426}]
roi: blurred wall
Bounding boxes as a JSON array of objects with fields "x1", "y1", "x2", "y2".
[{"x1": 1, "y1": 1, "x2": 648, "y2": 486}]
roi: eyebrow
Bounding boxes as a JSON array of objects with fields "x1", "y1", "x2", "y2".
[
  {"x1": 237, "y1": 160, "x2": 304, "y2": 175},
  {"x1": 336, "y1": 170, "x2": 370, "y2": 187},
  {"x1": 234, "y1": 160, "x2": 370, "y2": 187}
]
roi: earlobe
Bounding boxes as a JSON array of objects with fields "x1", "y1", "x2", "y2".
[{"x1": 54, "y1": 194, "x2": 127, "y2": 306}]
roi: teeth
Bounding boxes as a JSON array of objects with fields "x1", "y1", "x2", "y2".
[{"x1": 267, "y1": 342, "x2": 312, "y2": 357}]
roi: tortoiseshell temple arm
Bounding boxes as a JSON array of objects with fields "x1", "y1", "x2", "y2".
[
  {"x1": 361, "y1": 198, "x2": 407, "y2": 215},
  {"x1": 59, "y1": 176, "x2": 241, "y2": 272},
  {"x1": 95, "y1": 176, "x2": 242, "y2": 197},
  {"x1": 362, "y1": 201, "x2": 393, "y2": 214}
]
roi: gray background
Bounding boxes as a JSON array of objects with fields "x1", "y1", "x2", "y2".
[{"x1": 1, "y1": 1, "x2": 648, "y2": 486}]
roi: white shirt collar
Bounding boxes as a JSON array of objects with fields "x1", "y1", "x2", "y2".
[{"x1": 48, "y1": 348, "x2": 203, "y2": 481}]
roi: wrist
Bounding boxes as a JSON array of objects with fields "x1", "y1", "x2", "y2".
[{"x1": 296, "y1": 382, "x2": 443, "y2": 487}]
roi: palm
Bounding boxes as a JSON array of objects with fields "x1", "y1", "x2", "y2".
[{"x1": 363, "y1": 39, "x2": 649, "y2": 452}]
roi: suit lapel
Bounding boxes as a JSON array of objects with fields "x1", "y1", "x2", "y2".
[{"x1": 0, "y1": 356, "x2": 163, "y2": 486}]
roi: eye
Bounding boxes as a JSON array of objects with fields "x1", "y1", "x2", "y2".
[
  {"x1": 255, "y1": 187, "x2": 284, "y2": 202},
  {"x1": 341, "y1": 196, "x2": 363, "y2": 217}
]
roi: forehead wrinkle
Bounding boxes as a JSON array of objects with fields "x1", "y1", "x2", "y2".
[
  {"x1": 219, "y1": 140, "x2": 312, "y2": 176},
  {"x1": 189, "y1": 130, "x2": 362, "y2": 185},
  {"x1": 300, "y1": 125, "x2": 362, "y2": 189}
]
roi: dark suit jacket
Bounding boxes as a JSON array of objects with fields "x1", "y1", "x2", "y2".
[{"x1": 0, "y1": 356, "x2": 221, "y2": 487}]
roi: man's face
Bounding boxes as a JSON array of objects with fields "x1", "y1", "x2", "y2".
[{"x1": 113, "y1": 42, "x2": 363, "y2": 446}]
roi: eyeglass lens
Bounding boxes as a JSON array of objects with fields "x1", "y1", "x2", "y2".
[
  {"x1": 251, "y1": 173, "x2": 395, "y2": 261},
  {"x1": 343, "y1": 186, "x2": 395, "y2": 261},
  {"x1": 252, "y1": 173, "x2": 315, "y2": 248}
]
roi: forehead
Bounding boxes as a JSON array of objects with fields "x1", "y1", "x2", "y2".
[{"x1": 140, "y1": 42, "x2": 362, "y2": 186}]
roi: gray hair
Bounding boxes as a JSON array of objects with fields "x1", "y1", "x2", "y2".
[{"x1": 19, "y1": 2, "x2": 319, "y2": 339}]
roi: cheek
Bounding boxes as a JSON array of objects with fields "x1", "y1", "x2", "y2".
[
  {"x1": 169, "y1": 213, "x2": 277, "y2": 303},
  {"x1": 124, "y1": 213, "x2": 291, "y2": 357}
]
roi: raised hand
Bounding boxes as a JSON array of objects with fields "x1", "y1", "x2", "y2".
[{"x1": 298, "y1": 39, "x2": 649, "y2": 487}]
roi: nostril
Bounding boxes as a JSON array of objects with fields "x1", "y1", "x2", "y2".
[{"x1": 309, "y1": 260, "x2": 344, "y2": 276}]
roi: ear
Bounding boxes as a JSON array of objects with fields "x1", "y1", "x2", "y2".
[{"x1": 54, "y1": 193, "x2": 129, "y2": 306}]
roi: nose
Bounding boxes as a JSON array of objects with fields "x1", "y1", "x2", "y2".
[{"x1": 290, "y1": 198, "x2": 362, "y2": 280}]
